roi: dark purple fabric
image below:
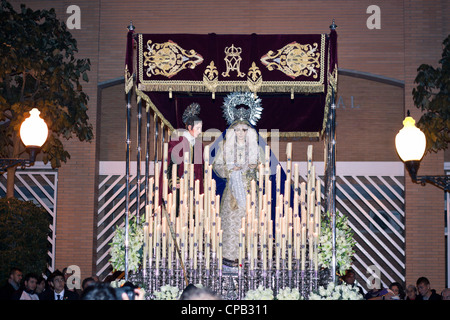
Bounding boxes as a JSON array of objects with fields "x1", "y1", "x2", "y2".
[
  {"x1": 147, "y1": 92, "x2": 325, "y2": 134},
  {"x1": 136, "y1": 33, "x2": 327, "y2": 85},
  {"x1": 134, "y1": 32, "x2": 337, "y2": 134},
  {"x1": 125, "y1": 30, "x2": 134, "y2": 75}
]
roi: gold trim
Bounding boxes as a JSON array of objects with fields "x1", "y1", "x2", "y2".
[
  {"x1": 137, "y1": 81, "x2": 324, "y2": 93},
  {"x1": 202, "y1": 129, "x2": 320, "y2": 139},
  {"x1": 125, "y1": 66, "x2": 133, "y2": 94},
  {"x1": 137, "y1": 34, "x2": 326, "y2": 94}
]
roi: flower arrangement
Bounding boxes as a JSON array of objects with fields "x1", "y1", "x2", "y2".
[
  {"x1": 309, "y1": 282, "x2": 363, "y2": 300},
  {"x1": 318, "y1": 211, "x2": 356, "y2": 276},
  {"x1": 276, "y1": 287, "x2": 301, "y2": 300},
  {"x1": 243, "y1": 285, "x2": 274, "y2": 300},
  {"x1": 109, "y1": 217, "x2": 144, "y2": 272},
  {"x1": 152, "y1": 285, "x2": 181, "y2": 300}
]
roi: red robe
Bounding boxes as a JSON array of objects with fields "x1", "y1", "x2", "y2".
[{"x1": 159, "y1": 135, "x2": 204, "y2": 212}]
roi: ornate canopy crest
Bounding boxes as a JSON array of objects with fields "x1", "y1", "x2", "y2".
[{"x1": 222, "y1": 92, "x2": 263, "y2": 126}]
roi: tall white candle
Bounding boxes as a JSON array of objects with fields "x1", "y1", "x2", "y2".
[{"x1": 154, "y1": 162, "x2": 159, "y2": 211}]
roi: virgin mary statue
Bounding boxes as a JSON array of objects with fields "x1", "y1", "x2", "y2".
[{"x1": 210, "y1": 92, "x2": 291, "y2": 265}]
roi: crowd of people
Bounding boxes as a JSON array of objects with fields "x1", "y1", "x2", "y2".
[
  {"x1": 341, "y1": 269, "x2": 450, "y2": 300},
  {"x1": 1, "y1": 266, "x2": 449, "y2": 300},
  {"x1": 0, "y1": 267, "x2": 146, "y2": 300},
  {"x1": 0, "y1": 266, "x2": 219, "y2": 300}
]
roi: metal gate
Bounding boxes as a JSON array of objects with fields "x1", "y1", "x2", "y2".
[{"x1": 0, "y1": 162, "x2": 58, "y2": 274}]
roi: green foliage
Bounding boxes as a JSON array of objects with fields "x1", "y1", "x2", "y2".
[
  {"x1": 0, "y1": 0, "x2": 93, "y2": 167},
  {"x1": 0, "y1": 197, "x2": 50, "y2": 282},
  {"x1": 109, "y1": 217, "x2": 144, "y2": 273},
  {"x1": 412, "y1": 34, "x2": 450, "y2": 153}
]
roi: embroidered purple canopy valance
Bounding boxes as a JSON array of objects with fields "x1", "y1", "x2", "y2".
[{"x1": 125, "y1": 29, "x2": 337, "y2": 137}]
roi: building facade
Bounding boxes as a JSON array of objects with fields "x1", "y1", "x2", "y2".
[{"x1": 3, "y1": 0, "x2": 449, "y2": 293}]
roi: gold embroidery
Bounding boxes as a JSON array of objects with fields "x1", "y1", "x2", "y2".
[
  {"x1": 138, "y1": 34, "x2": 326, "y2": 95},
  {"x1": 247, "y1": 62, "x2": 262, "y2": 93},
  {"x1": 261, "y1": 41, "x2": 321, "y2": 79},
  {"x1": 203, "y1": 61, "x2": 219, "y2": 92},
  {"x1": 143, "y1": 40, "x2": 203, "y2": 78},
  {"x1": 222, "y1": 44, "x2": 245, "y2": 78}
]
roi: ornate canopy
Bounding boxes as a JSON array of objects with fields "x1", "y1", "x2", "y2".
[{"x1": 125, "y1": 28, "x2": 337, "y2": 138}]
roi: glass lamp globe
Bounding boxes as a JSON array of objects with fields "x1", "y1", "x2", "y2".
[
  {"x1": 20, "y1": 108, "x2": 49, "y2": 148},
  {"x1": 395, "y1": 115, "x2": 426, "y2": 162}
]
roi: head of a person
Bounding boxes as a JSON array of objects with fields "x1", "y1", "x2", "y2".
[
  {"x1": 389, "y1": 282, "x2": 404, "y2": 298},
  {"x1": 81, "y1": 283, "x2": 117, "y2": 300},
  {"x1": 49, "y1": 270, "x2": 65, "y2": 293},
  {"x1": 233, "y1": 122, "x2": 249, "y2": 143},
  {"x1": 441, "y1": 288, "x2": 450, "y2": 300},
  {"x1": 342, "y1": 269, "x2": 356, "y2": 285},
  {"x1": 23, "y1": 273, "x2": 38, "y2": 293},
  {"x1": 406, "y1": 284, "x2": 417, "y2": 299},
  {"x1": 186, "y1": 117, "x2": 202, "y2": 139},
  {"x1": 416, "y1": 277, "x2": 431, "y2": 297},
  {"x1": 179, "y1": 284, "x2": 219, "y2": 300},
  {"x1": 9, "y1": 267, "x2": 23, "y2": 285},
  {"x1": 82, "y1": 277, "x2": 96, "y2": 291},
  {"x1": 36, "y1": 276, "x2": 46, "y2": 294}
]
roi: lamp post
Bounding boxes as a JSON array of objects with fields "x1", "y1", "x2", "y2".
[
  {"x1": 395, "y1": 111, "x2": 450, "y2": 191},
  {"x1": 0, "y1": 108, "x2": 49, "y2": 172}
]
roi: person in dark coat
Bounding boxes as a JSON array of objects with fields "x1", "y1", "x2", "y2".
[
  {"x1": 416, "y1": 277, "x2": 441, "y2": 300},
  {"x1": 39, "y1": 270, "x2": 79, "y2": 300},
  {"x1": 0, "y1": 267, "x2": 23, "y2": 300}
]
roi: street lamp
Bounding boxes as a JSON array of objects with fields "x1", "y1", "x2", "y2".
[
  {"x1": 0, "y1": 108, "x2": 49, "y2": 172},
  {"x1": 395, "y1": 111, "x2": 450, "y2": 191}
]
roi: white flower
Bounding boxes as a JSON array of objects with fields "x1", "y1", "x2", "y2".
[
  {"x1": 109, "y1": 218, "x2": 144, "y2": 272},
  {"x1": 153, "y1": 285, "x2": 181, "y2": 300},
  {"x1": 318, "y1": 211, "x2": 356, "y2": 276},
  {"x1": 277, "y1": 288, "x2": 300, "y2": 300},
  {"x1": 310, "y1": 282, "x2": 363, "y2": 300},
  {"x1": 244, "y1": 285, "x2": 274, "y2": 300}
]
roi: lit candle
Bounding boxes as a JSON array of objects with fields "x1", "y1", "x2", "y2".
[
  {"x1": 205, "y1": 231, "x2": 210, "y2": 269},
  {"x1": 163, "y1": 143, "x2": 168, "y2": 204},
  {"x1": 239, "y1": 228, "x2": 243, "y2": 268},
  {"x1": 148, "y1": 177, "x2": 154, "y2": 215},
  {"x1": 172, "y1": 162, "x2": 177, "y2": 197},
  {"x1": 307, "y1": 145, "x2": 313, "y2": 173},
  {"x1": 300, "y1": 181, "x2": 307, "y2": 228},
  {"x1": 314, "y1": 232, "x2": 319, "y2": 271},
  {"x1": 275, "y1": 228, "x2": 280, "y2": 270},
  {"x1": 286, "y1": 143, "x2": 292, "y2": 208},
  {"x1": 155, "y1": 224, "x2": 161, "y2": 269},
  {"x1": 276, "y1": 164, "x2": 281, "y2": 207},
  {"x1": 193, "y1": 226, "x2": 198, "y2": 270},
  {"x1": 268, "y1": 220, "x2": 273, "y2": 262},
  {"x1": 154, "y1": 161, "x2": 159, "y2": 211},
  {"x1": 184, "y1": 151, "x2": 189, "y2": 195},
  {"x1": 288, "y1": 226, "x2": 293, "y2": 270},
  {"x1": 259, "y1": 164, "x2": 264, "y2": 213},
  {"x1": 148, "y1": 215, "x2": 154, "y2": 263},
  {"x1": 218, "y1": 230, "x2": 223, "y2": 270},
  {"x1": 267, "y1": 180, "x2": 272, "y2": 219},
  {"x1": 204, "y1": 145, "x2": 210, "y2": 165},
  {"x1": 301, "y1": 226, "x2": 306, "y2": 270},
  {"x1": 262, "y1": 229, "x2": 267, "y2": 271},
  {"x1": 143, "y1": 224, "x2": 148, "y2": 270},
  {"x1": 189, "y1": 218, "x2": 194, "y2": 262},
  {"x1": 162, "y1": 217, "x2": 167, "y2": 260}
]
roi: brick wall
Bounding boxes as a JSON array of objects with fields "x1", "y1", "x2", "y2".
[{"x1": 403, "y1": 0, "x2": 448, "y2": 293}]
